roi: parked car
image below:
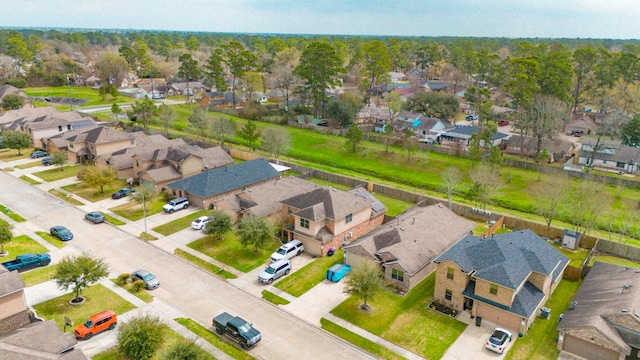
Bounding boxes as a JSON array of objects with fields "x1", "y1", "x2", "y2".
[
  {"x1": 85, "y1": 211, "x2": 105, "y2": 224},
  {"x1": 270, "y1": 240, "x2": 304, "y2": 262},
  {"x1": 465, "y1": 115, "x2": 478, "y2": 121},
  {"x1": 498, "y1": 120, "x2": 510, "y2": 126},
  {"x1": 486, "y1": 327, "x2": 512, "y2": 354},
  {"x1": 258, "y1": 259, "x2": 291, "y2": 284},
  {"x1": 191, "y1": 215, "x2": 211, "y2": 230},
  {"x1": 75, "y1": 310, "x2": 117, "y2": 340},
  {"x1": 573, "y1": 130, "x2": 584, "y2": 137},
  {"x1": 50, "y1": 225, "x2": 73, "y2": 241},
  {"x1": 131, "y1": 269, "x2": 160, "y2": 289},
  {"x1": 162, "y1": 197, "x2": 189, "y2": 213},
  {"x1": 111, "y1": 187, "x2": 135, "y2": 199},
  {"x1": 30, "y1": 150, "x2": 49, "y2": 159},
  {"x1": 2, "y1": 253, "x2": 51, "y2": 272},
  {"x1": 212, "y1": 312, "x2": 261, "y2": 349},
  {"x1": 41, "y1": 157, "x2": 53, "y2": 166}
]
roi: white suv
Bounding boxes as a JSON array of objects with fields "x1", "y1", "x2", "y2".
[
  {"x1": 163, "y1": 197, "x2": 189, "y2": 213},
  {"x1": 270, "y1": 240, "x2": 304, "y2": 262}
]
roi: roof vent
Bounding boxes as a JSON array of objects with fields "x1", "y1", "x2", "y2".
[{"x1": 621, "y1": 309, "x2": 629, "y2": 313}]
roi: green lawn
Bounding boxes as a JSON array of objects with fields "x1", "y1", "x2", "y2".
[
  {"x1": 553, "y1": 243, "x2": 590, "y2": 267},
  {"x1": 21, "y1": 264, "x2": 58, "y2": 286},
  {"x1": 505, "y1": 279, "x2": 582, "y2": 359},
  {"x1": 48, "y1": 189, "x2": 85, "y2": 205},
  {"x1": 320, "y1": 318, "x2": 406, "y2": 360},
  {"x1": 102, "y1": 212, "x2": 127, "y2": 226},
  {"x1": 0, "y1": 148, "x2": 30, "y2": 161},
  {"x1": 187, "y1": 233, "x2": 280, "y2": 273},
  {"x1": 35, "y1": 231, "x2": 66, "y2": 248},
  {"x1": 110, "y1": 198, "x2": 166, "y2": 221},
  {"x1": 152, "y1": 210, "x2": 209, "y2": 236},
  {"x1": 274, "y1": 250, "x2": 344, "y2": 297},
  {"x1": 24, "y1": 86, "x2": 133, "y2": 108},
  {"x1": 15, "y1": 160, "x2": 44, "y2": 169},
  {"x1": 62, "y1": 182, "x2": 126, "y2": 202},
  {"x1": 590, "y1": 255, "x2": 640, "y2": 268},
  {"x1": 261, "y1": 290, "x2": 290, "y2": 305},
  {"x1": 173, "y1": 249, "x2": 237, "y2": 279},
  {"x1": 1, "y1": 234, "x2": 49, "y2": 261},
  {"x1": 33, "y1": 165, "x2": 82, "y2": 182},
  {"x1": 174, "y1": 318, "x2": 254, "y2": 360},
  {"x1": 0, "y1": 205, "x2": 26, "y2": 222},
  {"x1": 92, "y1": 323, "x2": 214, "y2": 360},
  {"x1": 331, "y1": 272, "x2": 467, "y2": 359},
  {"x1": 110, "y1": 279, "x2": 154, "y2": 303},
  {"x1": 33, "y1": 283, "x2": 136, "y2": 333},
  {"x1": 19, "y1": 175, "x2": 41, "y2": 184}
]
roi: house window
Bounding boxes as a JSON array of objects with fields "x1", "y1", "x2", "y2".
[
  {"x1": 602, "y1": 160, "x2": 607, "y2": 164},
  {"x1": 445, "y1": 289, "x2": 452, "y2": 301},
  {"x1": 67, "y1": 125, "x2": 71, "y2": 130},
  {"x1": 326, "y1": 218, "x2": 331, "y2": 225},
  {"x1": 490, "y1": 284, "x2": 498, "y2": 295},
  {"x1": 287, "y1": 206, "x2": 292, "y2": 214},
  {"x1": 300, "y1": 218, "x2": 309, "y2": 229},
  {"x1": 447, "y1": 267, "x2": 454, "y2": 280},
  {"x1": 346, "y1": 214, "x2": 353, "y2": 223},
  {"x1": 617, "y1": 162, "x2": 625, "y2": 169},
  {"x1": 69, "y1": 143, "x2": 74, "y2": 149},
  {"x1": 130, "y1": 139, "x2": 135, "y2": 145},
  {"x1": 391, "y1": 269, "x2": 404, "y2": 282},
  {"x1": 58, "y1": 126, "x2": 63, "y2": 131}
]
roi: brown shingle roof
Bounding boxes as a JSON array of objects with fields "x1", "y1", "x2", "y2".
[
  {"x1": 0, "y1": 268, "x2": 25, "y2": 296},
  {"x1": 235, "y1": 177, "x2": 318, "y2": 217},
  {"x1": 0, "y1": 320, "x2": 86, "y2": 359},
  {"x1": 283, "y1": 187, "x2": 370, "y2": 221}
]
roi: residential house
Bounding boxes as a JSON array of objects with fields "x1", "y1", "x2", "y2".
[
  {"x1": 433, "y1": 229, "x2": 569, "y2": 335},
  {"x1": 0, "y1": 266, "x2": 87, "y2": 359},
  {"x1": 281, "y1": 185, "x2": 387, "y2": 256},
  {"x1": 46, "y1": 125, "x2": 134, "y2": 163},
  {"x1": 230, "y1": 176, "x2": 319, "y2": 223},
  {"x1": 424, "y1": 80, "x2": 454, "y2": 92},
  {"x1": 504, "y1": 135, "x2": 578, "y2": 162},
  {"x1": 388, "y1": 71, "x2": 407, "y2": 82},
  {"x1": 441, "y1": 125, "x2": 510, "y2": 147},
  {"x1": 566, "y1": 114, "x2": 598, "y2": 136},
  {"x1": 343, "y1": 203, "x2": 476, "y2": 292},
  {"x1": 578, "y1": 138, "x2": 639, "y2": 174},
  {"x1": 166, "y1": 158, "x2": 280, "y2": 209},
  {"x1": 171, "y1": 81, "x2": 207, "y2": 96},
  {"x1": 356, "y1": 105, "x2": 391, "y2": 124},
  {"x1": 394, "y1": 111, "x2": 454, "y2": 143},
  {"x1": 0, "y1": 107, "x2": 91, "y2": 148},
  {"x1": 557, "y1": 262, "x2": 640, "y2": 360},
  {"x1": 95, "y1": 134, "x2": 187, "y2": 179},
  {"x1": 135, "y1": 144, "x2": 234, "y2": 191},
  {"x1": 119, "y1": 87, "x2": 149, "y2": 99},
  {"x1": 389, "y1": 86, "x2": 420, "y2": 101},
  {"x1": 0, "y1": 85, "x2": 30, "y2": 108},
  {"x1": 199, "y1": 91, "x2": 234, "y2": 110}
]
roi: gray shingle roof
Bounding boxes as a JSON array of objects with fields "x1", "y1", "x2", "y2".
[
  {"x1": 435, "y1": 229, "x2": 569, "y2": 289},
  {"x1": 0, "y1": 267, "x2": 26, "y2": 296},
  {"x1": 168, "y1": 158, "x2": 280, "y2": 198},
  {"x1": 0, "y1": 320, "x2": 86, "y2": 359}
]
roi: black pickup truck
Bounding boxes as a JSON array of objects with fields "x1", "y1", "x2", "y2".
[
  {"x1": 2, "y1": 253, "x2": 51, "y2": 272},
  {"x1": 212, "y1": 312, "x2": 261, "y2": 349}
]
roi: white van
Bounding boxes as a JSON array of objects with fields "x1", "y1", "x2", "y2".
[
  {"x1": 162, "y1": 197, "x2": 189, "y2": 213},
  {"x1": 258, "y1": 259, "x2": 291, "y2": 284},
  {"x1": 270, "y1": 240, "x2": 304, "y2": 262}
]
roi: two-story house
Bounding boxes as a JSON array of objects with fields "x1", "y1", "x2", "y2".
[
  {"x1": 199, "y1": 91, "x2": 234, "y2": 110},
  {"x1": 281, "y1": 186, "x2": 386, "y2": 256},
  {"x1": 46, "y1": 126, "x2": 135, "y2": 163},
  {"x1": 0, "y1": 107, "x2": 91, "y2": 148},
  {"x1": 433, "y1": 229, "x2": 569, "y2": 335}
]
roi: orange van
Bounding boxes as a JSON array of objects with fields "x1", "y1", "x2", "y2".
[{"x1": 74, "y1": 310, "x2": 117, "y2": 340}]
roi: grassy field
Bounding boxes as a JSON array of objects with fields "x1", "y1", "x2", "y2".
[
  {"x1": 33, "y1": 165, "x2": 82, "y2": 182},
  {"x1": 33, "y1": 283, "x2": 136, "y2": 333},
  {"x1": 19, "y1": 175, "x2": 41, "y2": 184},
  {"x1": 0, "y1": 148, "x2": 30, "y2": 160},
  {"x1": 331, "y1": 272, "x2": 467, "y2": 360},
  {"x1": 110, "y1": 198, "x2": 166, "y2": 221},
  {"x1": 62, "y1": 182, "x2": 128, "y2": 202},
  {"x1": 48, "y1": 189, "x2": 84, "y2": 205},
  {"x1": 320, "y1": 318, "x2": 405, "y2": 360},
  {"x1": 24, "y1": 86, "x2": 133, "y2": 108},
  {"x1": 173, "y1": 248, "x2": 237, "y2": 279},
  {"x1": 21, "y1": 264, "x2": 58, "y2": 286},
  {"x1": 590, "y1": 255, "x2": 640, "y2": 267},
  {"x1": 187, "y1": 232, "x2": 280, "y2": 273},
  {"x1": 152, "y1": 210, "x2": 209, "y2": 236},
  {"x1": 274, "y1": 250, "x2": 344, "y2": 297},
  {"x1": 1, "y1": 234, "x2": 49, "y2": 261}
]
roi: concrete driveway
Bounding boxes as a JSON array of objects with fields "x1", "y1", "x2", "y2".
[
  {"x1": 442, "y1": 312, "x2": 516, "y2": 360},
  {"x1": 0, "y1": 169, "x2": 375, "y2": 360}
]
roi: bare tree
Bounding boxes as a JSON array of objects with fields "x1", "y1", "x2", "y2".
[
  {"x1": 261, "y1": 127, "x2": 291, "y2": 164},
  {"x1": 521, "y1": 95, "x2": 568, "y2": 157},
  {"x1": 441, "y1": 167, "x2": 462, "y2": 210},
  {"x1": 469, "y1": 163, "x2": 503, "y2": 210},
  {"x1": 569, "y1": 178, "x2": 611, "y2": 235},
  {"x1": 534, "y1": 173, "x2": 571, "y2": 235}
]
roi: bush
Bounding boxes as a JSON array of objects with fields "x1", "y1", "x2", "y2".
[
  {"x1": 162, "y1": 339, "x2": 208, "y2": 360},
  {"x1": 131, "y1": 279, "x2": 146, "y2": 292},
  {"x1": 117, "y1": 315, "x2": 165, "y2": 360},
  {"x1": 117, "y1": 273, "x2": 131, "y2": 285}
]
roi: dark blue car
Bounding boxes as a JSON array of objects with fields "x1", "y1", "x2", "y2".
[
  {"x1": 50, "y1": 226, "x2": 73, "y2": 241},
  {"x1": 111, "y1": 187, "x2": 135, "y2": 199}
]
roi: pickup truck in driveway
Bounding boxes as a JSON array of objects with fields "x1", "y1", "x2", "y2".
[
  {"x1": 212, "y1": 312, "x2": 261, "y2": 349},
  {"x1": 2, "y1": 253, "x2": 51, "y2": 272}
]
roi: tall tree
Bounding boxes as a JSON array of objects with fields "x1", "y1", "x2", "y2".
[
  {"x1": 621, "y1": 113, "x2": 640, "y2": 147},
  {"x1": 242, "y1": 71, "x2": 263, "y2": 103},
  {"x1": 441, "y1": 167, "x2": 462, "y2": 210},
  {"x1": 270, "y1": 48, "x2": 300, "y2": 117},
  {"x1": 203, "y1": 51, "x2": 228, "y2": 92},
  {"x1": 521, "y1": 95, "x2": 568, "y2": 157},
  {"x1": 96, "y1": 53, "x2": 129, "y2": 91},
  {"x1": 404, "y1": 91, "x2": 460, "y2": 119},
  {"x1": 343, "y1": 264, "x2": 384, "y2": 311},
  {"x1": 178, "y1": 53, "x2": 201, "y2": 106},
  {"x1": 157, "y1": 103, "x2": 177, "y2": 135},
  {"x1": 345, "y1": 124, "x2": 363, "y2": 153},
  {"x1": 203, "y1": 210, "x2": 233, "y2": 241},
  {"x1": 220, "y1": 41, "x2": 259, "y2": 108},
  {"x1": 237, "y1": 216, "x2": 273, "y2": 252},
  {"x1": 130, "y1": 97, "x2": 157, "y2": 128},
  {"x1": 261, "y1": 127, "x2": 290, "y2": 163},
  {"x1": 571, "y1": 46, "x2": 598, "y2": 113},
  {"x1": 0, "y1": 221, "x2": 13, "y2": 255},
  {"x1": 184, "y1": 35, "x2": 200, "y2": 53},
  {"x1": 2, "y1": 131, "x2": 31, "y2": 155},
  {"x1": 210, "y1": 116, "x2": 237, "y2": 148},
  {"x1": 188, "y1": 107, "x2": 207, "y2": 139},
  {"x1": 54, "y1": 252, "x2": 109, "y2": 303},
  {"x1": 362, "y1": 40, "x2": 391, "y2": 103},
  {"x1": 294, "y1": 42, "x2": 344, "y2": 118},
  {"x1": 468, "y1": 163, "x2": 503, "y2": 210},
  {"x1": 535, "y1": 174, "x2": 571, "y2": 235},
  {"x1": 238, "y1": 121, "x2": 260, "y2": 151}
]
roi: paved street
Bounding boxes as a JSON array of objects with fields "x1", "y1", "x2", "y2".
[{"x1": 0, "y1": 160, "x2": 376, "y2": 360}]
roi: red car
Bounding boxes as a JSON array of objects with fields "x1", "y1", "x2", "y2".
[{"x1": 498, "y1": 120, "x2": 510, "y2": 126}]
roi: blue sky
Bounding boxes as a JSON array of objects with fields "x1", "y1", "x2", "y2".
[{"x1": 2, "y1": 0, "x2": 638, "y2": 39}]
